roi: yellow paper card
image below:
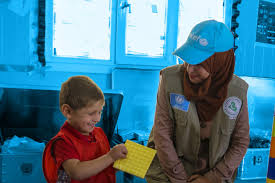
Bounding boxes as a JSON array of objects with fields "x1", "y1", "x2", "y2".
[{"x1": 113, "y1": 140, "x2": 156, "y2": 178}]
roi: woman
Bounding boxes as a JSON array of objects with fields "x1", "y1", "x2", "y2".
[{"x1": 145, "y1": 20, "x2": 249, "y2": 183}]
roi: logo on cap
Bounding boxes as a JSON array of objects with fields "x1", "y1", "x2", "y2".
[
  {"x1": 199, "y1": 38, "x2": 208, "y2": 46},
  {"x1": 189, "y1": 33, "x2": 200, "y2": 41},
  {"x1": 189, "y1": 33, "x2": 208, "y2": 47}
]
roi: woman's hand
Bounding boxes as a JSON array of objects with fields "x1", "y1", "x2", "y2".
[
  {"x1": 188, "y1": 174, "x2": 201, "y2": 182},
  {"x1": 187, "y1": 174, "x2": 211, "y2": 183}
]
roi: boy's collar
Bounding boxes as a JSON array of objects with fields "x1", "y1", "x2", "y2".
[{"x1": 62, "y1": 121, "x2": 94, "y2": 142}]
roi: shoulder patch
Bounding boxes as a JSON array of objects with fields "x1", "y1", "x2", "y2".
[
  {"x1": 170, "y1": 93, "x2": 190, "y2": 112},
  {"x1": 223, "y1": 96, "x2": 242, "y2": 119}
]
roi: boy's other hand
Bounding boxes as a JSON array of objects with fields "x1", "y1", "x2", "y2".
[{"x1": 108, "y1": 144, "x2": 128, "y2": 161}]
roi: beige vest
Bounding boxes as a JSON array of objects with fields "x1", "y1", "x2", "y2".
[{"x1": 146, "y1": 65, "x2": 248, "y2": 182}]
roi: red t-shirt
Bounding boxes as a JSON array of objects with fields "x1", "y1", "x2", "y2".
[
  {"x1": 43, "y1": 122, "x2": 115, "y2": 183},
  {"x1": 53, "y1": 123, "x2": 96, "y2": 169}
]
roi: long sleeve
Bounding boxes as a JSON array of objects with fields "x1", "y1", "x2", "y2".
[
  {"x1": 153, "y1": 75, "x2": 188, "y2": 183},
  {"x1": 204, "y1": 94, "x2": 250, "y2": 182}
]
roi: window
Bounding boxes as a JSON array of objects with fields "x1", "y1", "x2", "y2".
[
  {"x1": 124, "y1": 0, "x2": 167, "y2": 57},
  {"x1": 52, "y1": 0, "x2": 112, "y2": 60},
  {"x1": 116, "y1": 0, "x2": 177, "y2": 66},
  {"x1": 46, "y1": 0, "x2": 178, "y2": 67}
]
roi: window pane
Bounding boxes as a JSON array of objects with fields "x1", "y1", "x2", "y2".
[
  {"x1": 125, "y1": 0, "x2": 167, "y2": 57},
  {"x1": 53, "y1": 0, "x2": 111, "y2": 60},
  {"x1": 177, "y1": 0, "x2": 224, "y2": 47}
]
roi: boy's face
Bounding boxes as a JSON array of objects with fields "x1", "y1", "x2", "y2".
[{"x1": 62, "y1": 100, "x2": 104, "y2": 136}]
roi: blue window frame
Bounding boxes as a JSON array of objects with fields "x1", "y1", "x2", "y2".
[
  {"x1": 116, "y1": 0, "x2": 178, "y2": 66},
  {"x1": 45, "y1": 0, "x2": 178, "y2": 68},
  {"x1": 45, "y1": 0, "x2": 117, "y2": 66}
]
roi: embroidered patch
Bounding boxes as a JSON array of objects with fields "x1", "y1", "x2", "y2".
[
  {"x1": 223, "y1": 96, "x2": 242, "y2": 119},
  {"x1": 170, "y1": 93, "x2": 190, "y2": 112}
]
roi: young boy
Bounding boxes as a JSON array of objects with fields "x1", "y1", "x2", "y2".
[{"x1": 43, "y1": 76, "x2": 128, "y2": 183}]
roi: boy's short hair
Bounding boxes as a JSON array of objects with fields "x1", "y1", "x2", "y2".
[{"x1": 59, "y1": 76, "x2": 104, "y2": 110}]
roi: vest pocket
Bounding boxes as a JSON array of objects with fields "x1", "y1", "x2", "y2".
[{"x1": 174, "y1": 109, "x2": 187, "y2": 127}]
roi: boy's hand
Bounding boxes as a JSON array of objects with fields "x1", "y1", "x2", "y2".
[{"x1": 108, "y1": 144, "x2": 128, "y2": 161}]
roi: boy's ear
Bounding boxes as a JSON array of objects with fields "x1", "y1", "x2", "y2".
[{"x1": 61, "y1": 104, "x2": 72, "y2": 119}]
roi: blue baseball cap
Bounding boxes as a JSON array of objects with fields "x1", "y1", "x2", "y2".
[{"x1": 173, "y1": 20, "x2": 234, "y2": 65}]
